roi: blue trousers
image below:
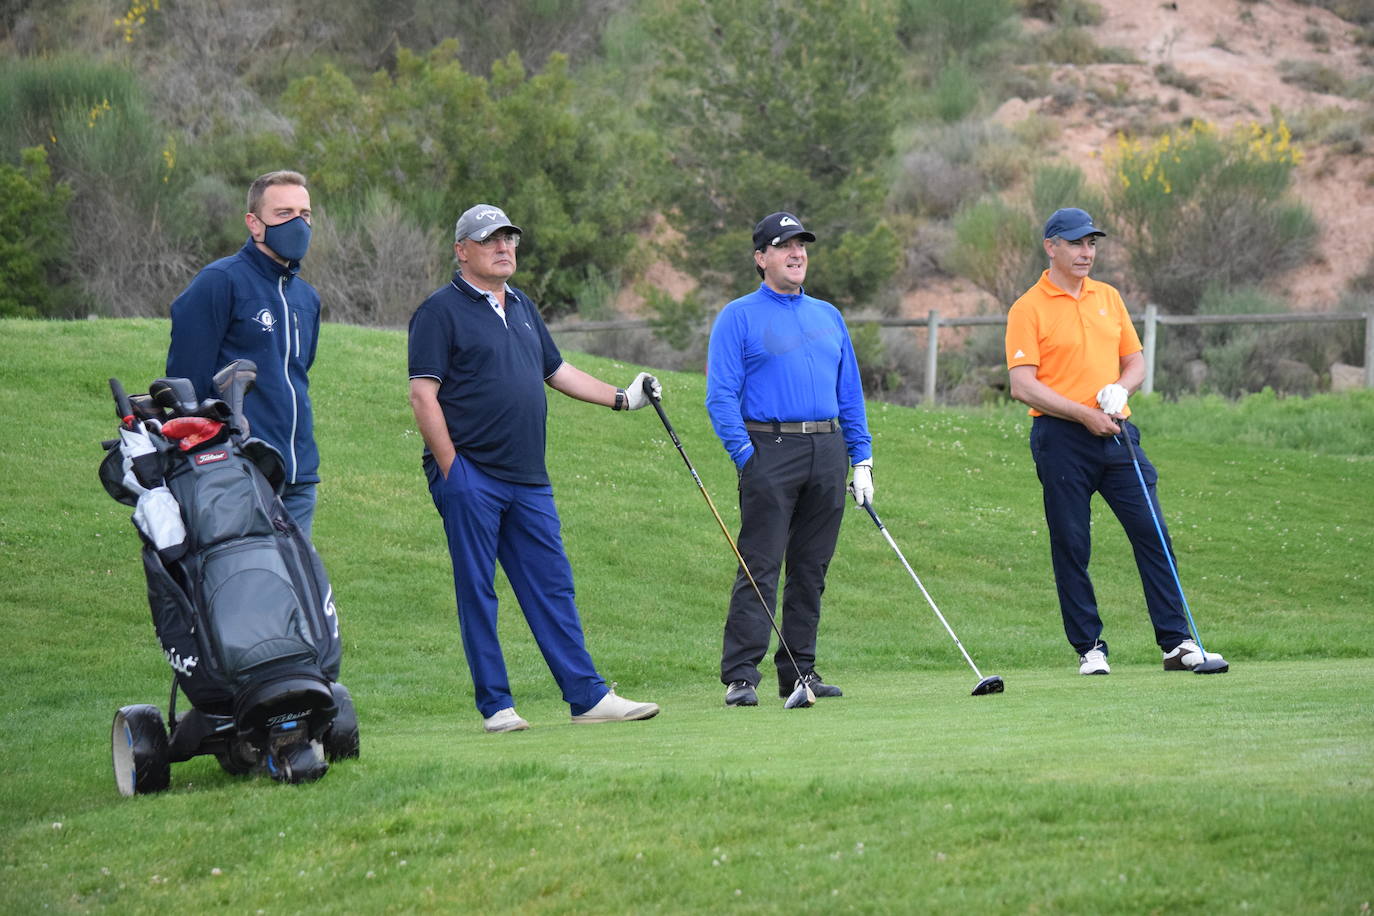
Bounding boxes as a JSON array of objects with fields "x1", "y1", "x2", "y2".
[
  {"x1": 281, "y1": 481, "x2": 317, "y2": 541},
  {"x1": 1029, "y1": 416, "x2": 1192, "y2": 657},
  {"x1": 427, "y1": 453, "x2": 607, "y2": 717}
]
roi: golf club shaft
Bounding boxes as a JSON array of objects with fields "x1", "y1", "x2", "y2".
[
  {"x1": 646, "y1": 393, "x2": 810, "y2": 681},
  {"x1": 862, "y1": 501, "x2": 986, "y2": 680},
  {"x1": 1118, "y1": 419, "x2": 1211, "y2": 656}
]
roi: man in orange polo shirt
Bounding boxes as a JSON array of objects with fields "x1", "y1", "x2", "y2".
[{"x1": 1005, "y1": 208, "x2": 1215, "y2": 676}]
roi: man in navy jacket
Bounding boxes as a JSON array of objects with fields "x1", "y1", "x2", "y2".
[{"x1": 167, "y1": 170, "x2": 322, "y2": 538}]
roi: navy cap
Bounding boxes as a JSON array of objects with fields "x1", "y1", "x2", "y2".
[
  {"x1": 1043, "y1": 207, "x2": 1106, "y2": 241},
  {"x1": 753, "y1": 212, "x2": 816, "y2": 251}
]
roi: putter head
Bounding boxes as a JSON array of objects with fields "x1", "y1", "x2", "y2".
[
  {"x1": 971, "y1": 675, "x2": 1004, "y2": 696},
  {"x1": 783, "y1": 680, "x2": 815, "y2": 709},
  {"x1": 1193, "y1": 655, "x2": 1229, "y2": 674}
]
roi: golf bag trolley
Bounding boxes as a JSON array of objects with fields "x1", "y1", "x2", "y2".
[{"x1": 99, "y1": 359, "x2": 359, "y2": 795}]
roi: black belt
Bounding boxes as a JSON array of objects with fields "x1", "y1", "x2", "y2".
[{"x1": 744, "y1": 419, "x2": 837, "y2": 434}]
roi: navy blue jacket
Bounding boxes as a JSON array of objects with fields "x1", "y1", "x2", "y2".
[{"x1": 167, "y1": 240, "x2": 321, "y2": 484}]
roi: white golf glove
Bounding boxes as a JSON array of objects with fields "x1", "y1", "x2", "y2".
[
  {"x1": 623, "y1": 372, "x2": 661, "y2": 410},
  {"x1": 850, "y1": 459, "x2": 874, "y2": 507},
  {"x1": 1096, "y1": 383, "x2": 1129, "y2": 416}
]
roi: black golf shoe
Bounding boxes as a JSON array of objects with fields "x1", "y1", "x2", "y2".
[
  {"x1": 780, "y1": 671, "x2": 842, "y2": 699},
  {"x1": 725, "y1": 681, "x2": 758, "y2": 706}
]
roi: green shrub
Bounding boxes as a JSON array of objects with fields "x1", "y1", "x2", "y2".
[
  {"x1": 0, "y1": 147, "x2": 73, "y2": 318},
  {"x1": 1107, "y1": 119, "x2": 1317, "y2": 314},
  {"x1": 282, "y1": 42, "x2": 662, "y2": 318},
  {"x1": 641, "y1": 0, "x2": 903, "y2": 308},
  {"x1": 948, "y1": 196, "x2": 1040, "y2": 305}
]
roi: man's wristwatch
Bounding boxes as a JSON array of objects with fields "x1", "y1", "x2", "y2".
[{"x1": 612, "y1": 389, "x2": 626, "y2": 411}]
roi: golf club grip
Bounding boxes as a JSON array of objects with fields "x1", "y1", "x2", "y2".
[
  {"x1": 862, "y1": 500, "x2": 883, "y2": 528},
  {"x1": 109, "y1": 378, "x2": 133, "y2": 425}
]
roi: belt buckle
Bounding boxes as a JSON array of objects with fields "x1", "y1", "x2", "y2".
[{"x1": 801, "y1": 420, "x2": 820, "y2": 433}]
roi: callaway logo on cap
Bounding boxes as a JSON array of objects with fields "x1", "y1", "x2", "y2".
[{"x1": 753, "y1": 211, "x2": 817, "y2": 250}]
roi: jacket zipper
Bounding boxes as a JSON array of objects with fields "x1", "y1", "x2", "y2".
[{"x1": 277, "y1": 276, "x2": 300, "y2": 484}]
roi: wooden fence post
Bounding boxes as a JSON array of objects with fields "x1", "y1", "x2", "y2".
[
  {"x1": 1142, "y1": 303, "x2": 1158, "y2": 395},
  {"x1": 924, "y1": 309, "x2": 940, "y2": 405},
  {"x1": 1365, "y1": 308, "x2": 1374, "y2": 389}
]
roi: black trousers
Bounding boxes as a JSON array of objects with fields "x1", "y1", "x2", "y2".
[{"x1": 720, "y1": 429, "x2": 848, "y2": 689}]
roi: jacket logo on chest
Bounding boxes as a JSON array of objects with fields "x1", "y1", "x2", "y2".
[{"x1": 252, "y1": 308, "x2": 277, "y2": 332}]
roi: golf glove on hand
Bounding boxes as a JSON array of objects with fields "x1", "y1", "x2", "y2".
[
  {"x1": 623, "y1": 372, "x2": 661, "y2": 410},
  {"x1": 1096, "y1": 383, "x2": 1129, "y2": 416},
  {"x1": 850, "y1": 460, "x2": 874, "y2": 507}
]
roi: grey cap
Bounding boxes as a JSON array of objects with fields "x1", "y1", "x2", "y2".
[{"x1": 455, "y1": 204, "x2": 521, "y2": 243}]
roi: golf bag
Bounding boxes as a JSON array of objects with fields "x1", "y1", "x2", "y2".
[{"x1": 100, "y1": 361, "x2": 358, "y2": 794}]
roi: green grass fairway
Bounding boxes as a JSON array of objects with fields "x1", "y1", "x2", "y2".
[{"x1": 1, "y1": 318, "x2": 1370, "y2": 913}]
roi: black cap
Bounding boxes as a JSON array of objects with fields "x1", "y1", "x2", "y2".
[{"x1": 753, "y1": 212, "x2": 816, "y2": 251}]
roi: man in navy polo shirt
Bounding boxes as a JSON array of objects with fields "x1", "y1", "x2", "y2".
[
  {"x1": 706, "y1": 211, "x2": 874, "y2": 707},
  {"x1": 408, "y1": 203, "x2": 662, "y2": 733}
]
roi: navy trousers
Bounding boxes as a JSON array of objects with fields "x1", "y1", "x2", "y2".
[
  {"x1": 427, "y1": 452, "x2": 607, "y2": 717},
  {"x1": 1029, "y1": 415, "x2": 1192, "y2": 657},
  {"x1": 721, "y1": 429, "x2": 848, "y2": 690}
]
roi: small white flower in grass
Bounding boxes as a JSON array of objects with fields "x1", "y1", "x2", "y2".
[
  {"x1": 366, "y1": 871, "x2": 375, "y2": 879},
  {"x1": 935, "y1": 852, "x2": 947, "y2": 862},
  {"x1": 1119, "y1": 874, "x2": 1127, "y2": 883},
  {"x1": 52, "y1": 823, "x2": 62, "y2": 830},
  {"x1": 635, "y1": 853, "x2": 643, "y2": 860},
  {"x1": 734, "y1": 890, "x2": 742, "y2": 896},
  {"x1": 399, "y1": 861, "x2": 407, "y2": 867},
  {"x1": 211, "y1": 868, "x2": 222, "y2": 876},
  {"x1": 832, "y1": 889, "x2": 839, "y2": 896},
  {"x1": 101, "y1": 868, "x2": 110, "y2": 876},
  {"x1": 712, "y1": 859, "x2": 720, "y2": 867},
  {"x1": 279, "y1": 832, "x2": 285, "y2": 838}
]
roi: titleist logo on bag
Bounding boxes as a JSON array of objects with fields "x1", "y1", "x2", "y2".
[{"x1": 194, "y1": 450, "x2": 229, "y2": 466}]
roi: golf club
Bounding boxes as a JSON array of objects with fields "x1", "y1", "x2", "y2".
[
  {"x1": 1117, "y1": 418, "x2": 1229, "y2": 674},
  {"x1": 148, "y1": 377, "x2": 200, "y2": 417},
  {"x1": 213, "y1": 358, "x2": 257, "y2": 436},
  {"x1": 856, "y1": 499, "x2": 1004, "y2": 696},
  {"x1": 642, "y1": 378, "x2": 815, "y2": 709}
]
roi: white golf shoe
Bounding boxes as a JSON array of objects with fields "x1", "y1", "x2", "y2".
[
  {"x1": 571, "y1": 685, "x2": 660, "y2": 724},
  {"x1": 1078, "y1": 648, "x2": 1111, "y2": 675},
  {"x1": 1163, "y1": 639, "x2": 1205, "y2": 671},
  {"x1": 483, "y1": 707, "x2": 530, "y2": 733}
]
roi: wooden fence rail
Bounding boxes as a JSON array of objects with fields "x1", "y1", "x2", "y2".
[{"x1": 549, "y1": 307, "x2": 1374, "y2": 405}]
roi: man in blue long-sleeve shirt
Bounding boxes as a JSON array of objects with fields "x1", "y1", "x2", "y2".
[{"x1": 705, "y1": 211, "x2": 874, "y2": 707}]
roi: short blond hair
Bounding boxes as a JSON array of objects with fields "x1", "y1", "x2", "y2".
[{"x1": 247, "y1": 170, "x2": 308, "y2": 216}]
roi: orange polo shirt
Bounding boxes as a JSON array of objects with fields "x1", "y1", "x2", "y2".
[{"x1": 1005, "y1": 270, "x2": 1141, "y2": 417}]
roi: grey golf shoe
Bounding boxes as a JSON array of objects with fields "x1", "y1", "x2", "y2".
[
  {"x1": 725, "y1": 681, "x2": 758, "y2": 706},
  {"x1": 780, "y1": 671, "x2": 842, "y2": 699}
]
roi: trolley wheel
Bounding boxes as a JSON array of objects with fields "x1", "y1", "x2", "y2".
[{"x1": 112, "y1": 705, "x2": 171, "y2": 796}]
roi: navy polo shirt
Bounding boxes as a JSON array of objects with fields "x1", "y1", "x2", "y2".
[{"x1": 408, "y1": 272, "x2": 563, "y2": 485}]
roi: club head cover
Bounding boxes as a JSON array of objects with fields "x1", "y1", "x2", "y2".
[{"x1": 162, "y1": 417, "x2": 228, "y2": 451}]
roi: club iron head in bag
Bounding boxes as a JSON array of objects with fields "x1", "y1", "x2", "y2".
[{"x1": 643, "y1": 378, "x2": 814, "y2": 710}]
